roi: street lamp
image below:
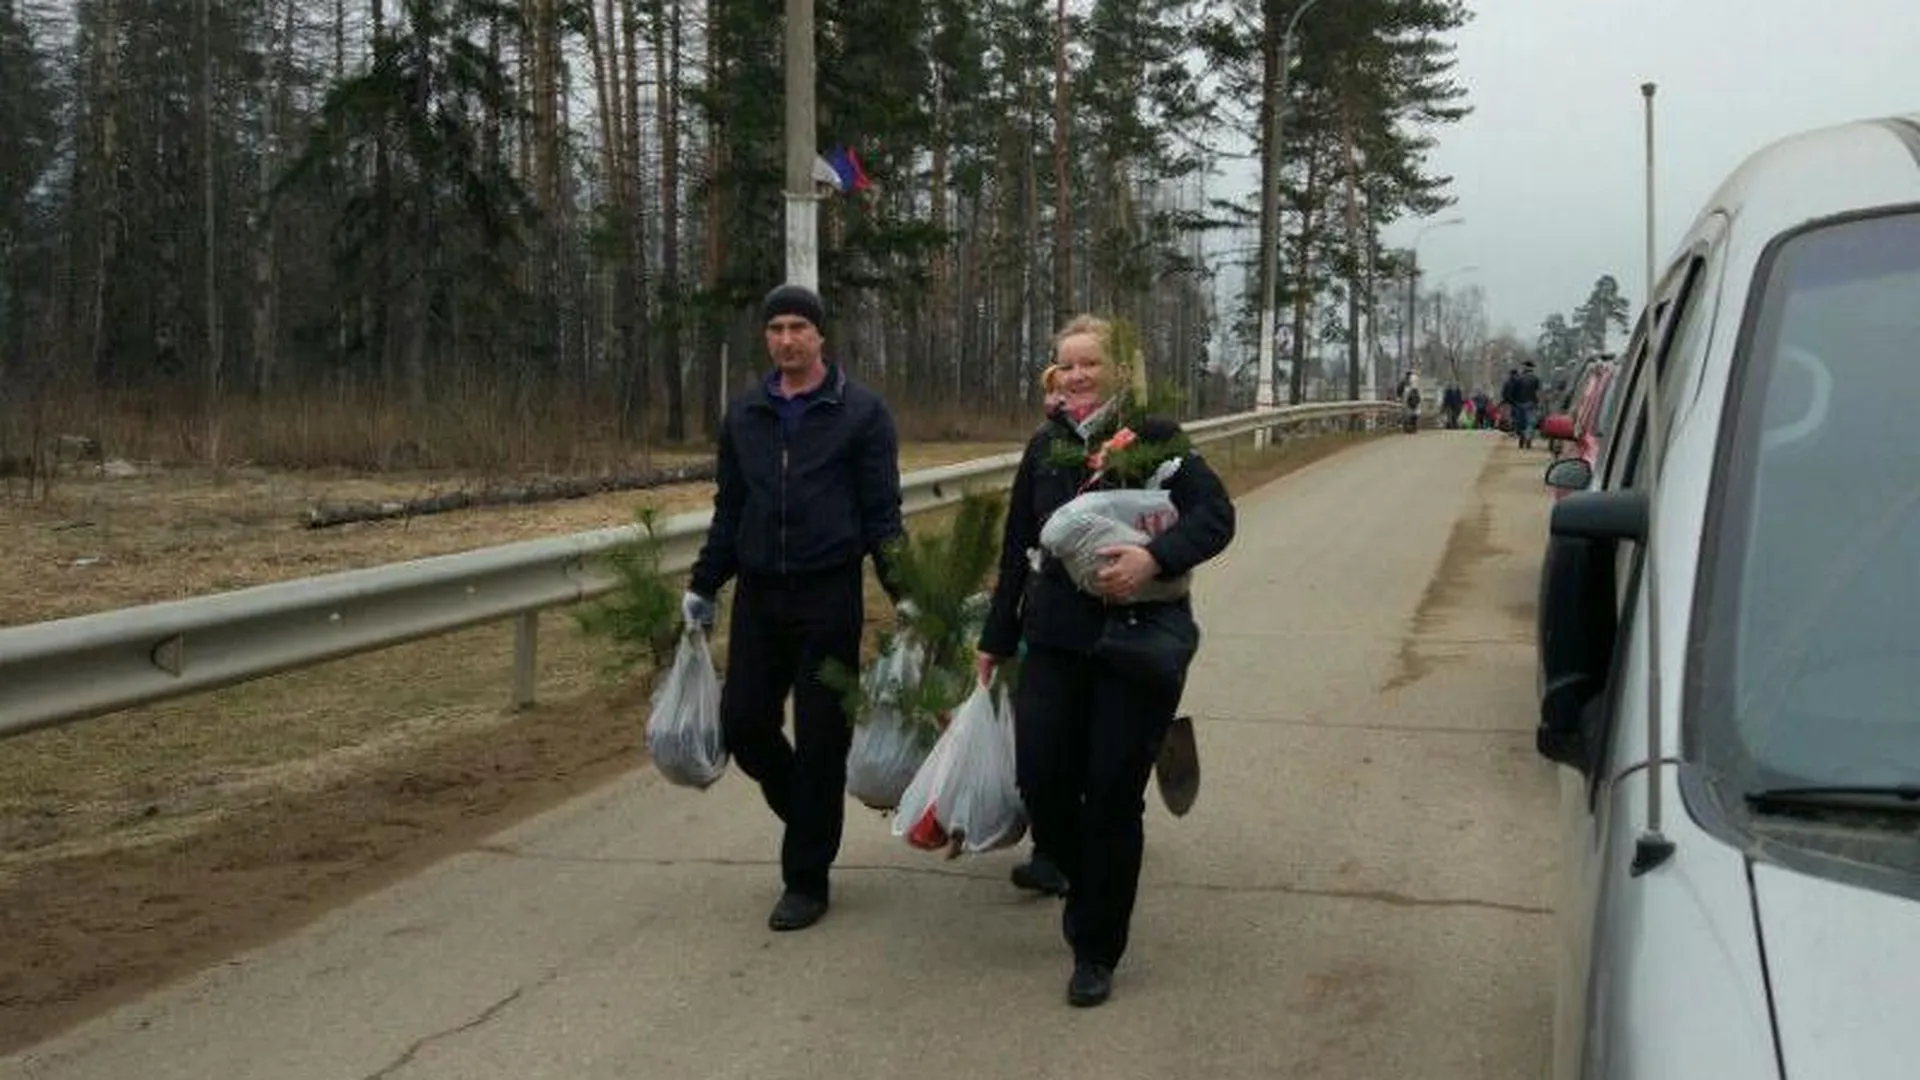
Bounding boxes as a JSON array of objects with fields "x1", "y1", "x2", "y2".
[
  {"x1": 1255, "y1": 0, "x2": 1330, "y2": 429},
  {"x1": 1401, "y1": 215, "x2": 1463, "y2": 383}
]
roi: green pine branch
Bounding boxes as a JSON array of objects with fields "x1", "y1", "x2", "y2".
[
  {"x1": 573, "y1": 507, "x2": 682, "y2": 678},
  {"x1": 819, "y1": 490, "x2": 1009, "y2": 742}
]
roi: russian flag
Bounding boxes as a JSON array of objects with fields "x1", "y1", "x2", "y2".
[{"x1": 812, "y1": 145, "x2": 873, "y2": 194}]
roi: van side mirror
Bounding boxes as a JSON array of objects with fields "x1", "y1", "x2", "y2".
[
  {"x1": 1552, "y1": 490, "x2": 1649, "y2": 542},
  {"x1": 1534, "y1": 490, "x2": 1647, "y2": 774},
  {"x1": 1536, "y1": 530, "x2": 1621, "y2": 774},
  {"x1": 1539, "y1": 413, "x2": 1577, "y2": 441},
  {"x1": 1544, "y1": 457, "x2": 1592, "y2": 492}
]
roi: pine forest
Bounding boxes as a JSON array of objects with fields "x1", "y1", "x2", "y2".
[{"x1": 0, "y1": 0, "x2": 1477, "y2": 472}]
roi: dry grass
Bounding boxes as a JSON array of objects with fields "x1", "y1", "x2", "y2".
[
  {"x1": 5, "y1": 383, "x2": 1041, "y2": 475},
  {"x1": 0, "y1": 619, "x2": 586, "y2": 866},
  {"x1": 0, "y1": 440, "x2": 1015, "y2": 628}
]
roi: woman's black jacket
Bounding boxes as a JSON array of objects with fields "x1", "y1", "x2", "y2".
[{"x1": 978, "y1": 413, "x2": 1236, "y2": 660}]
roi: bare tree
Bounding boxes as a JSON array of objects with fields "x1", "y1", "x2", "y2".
[{"x1": 1425, "y1": 282, "x2": 1489, "y2": 387}]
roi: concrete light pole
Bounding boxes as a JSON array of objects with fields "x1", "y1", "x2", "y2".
[{"x1": 783, "y1": 0, "x2": 819, "y2": 289}]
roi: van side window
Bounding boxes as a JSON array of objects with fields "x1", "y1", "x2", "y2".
[
  {"x1": 1601, "y1": 308, "x2": 1658, "y2": 492},
  {"x1": 1614, "y1": 256, "x2": 1708, "y2": 491}
]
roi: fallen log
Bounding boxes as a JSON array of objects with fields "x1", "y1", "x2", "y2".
[{"x1": 304, "y1": 462, "x2": 719, "y2": 528}]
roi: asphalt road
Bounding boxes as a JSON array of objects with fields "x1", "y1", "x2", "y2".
[{"x1": 2, "y1": 430, "x2": 1560, "y2": 1080}]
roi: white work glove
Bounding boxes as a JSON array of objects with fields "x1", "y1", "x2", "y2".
[{"x1": 681, "y1": 591, "x2": 717, "y2": 633}]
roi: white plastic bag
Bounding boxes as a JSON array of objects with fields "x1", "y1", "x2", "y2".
[
  {"x1": 646, "y1": 627, "x2": 728, "y2": 789},
  {"x1": 891, "y1": 682, "x2": 1026, "y2": 856},
  {"x1": 846, "y1": 635, "x2": 931, "y2": 810},
  {"x1": 1038, "y1": 487, "x2": 1190, "y2": 602}
]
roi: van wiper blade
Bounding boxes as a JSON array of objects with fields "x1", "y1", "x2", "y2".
[{"x1": 1746, "y1": 784, "x2": 1920, "y2": 815}]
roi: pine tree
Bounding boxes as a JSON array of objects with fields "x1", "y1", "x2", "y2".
[
  {"x1": 573, "y1": 508, "x2": 683, "y2": 677},
  {"x1": 820, "y1": 490, "x2": 1006, "y2": 741},
  {"x1": 1572, "y1": 274, "x2": 1631, "y2": 353}
]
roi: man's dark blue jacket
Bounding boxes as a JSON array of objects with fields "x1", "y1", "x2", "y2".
[{"x1": 689, "y1": 364, "x2": 904, "y2": 599}]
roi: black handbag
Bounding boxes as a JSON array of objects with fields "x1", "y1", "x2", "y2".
[{"x1": 1091, "y1": 601, "x2": 1201, "y2": 695}]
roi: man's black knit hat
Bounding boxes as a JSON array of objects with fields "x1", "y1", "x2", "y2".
[{"x1": 762, "y1": 284, "x2": 825, "y2": 330}]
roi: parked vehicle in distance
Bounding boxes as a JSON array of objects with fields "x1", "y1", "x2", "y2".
[
  {"x1": 1536, "y1": 111, "x2": 1920, "y2": 1079},
  {"x1": 1538, "y1": 357, "x2": 1619, "y2": 499}
]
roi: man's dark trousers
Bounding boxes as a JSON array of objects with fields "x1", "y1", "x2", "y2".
[{"x1": 719, "y1": 564, "x2": 864, "y2": 902}]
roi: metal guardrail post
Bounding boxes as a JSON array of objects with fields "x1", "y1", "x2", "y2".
[{"x1": 512, "y1": 611, "x2": 539, "y2": 710}]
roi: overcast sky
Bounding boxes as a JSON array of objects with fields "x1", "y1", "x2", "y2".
[{"x1": 1386, "y1": 0, "x2": 1919, "y2": 337}]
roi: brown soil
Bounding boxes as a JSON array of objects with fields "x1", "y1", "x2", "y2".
[{"x1": 0, "y1": 429, "x2": 1378, "y2": 1055}]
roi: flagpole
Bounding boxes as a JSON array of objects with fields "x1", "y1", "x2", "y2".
[{"x1": 784, "y1": 0, "x2": 819, "y2": 289}]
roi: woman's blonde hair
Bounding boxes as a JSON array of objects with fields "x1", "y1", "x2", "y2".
[{"x1": 1052, "y1": 313, "x2": 1113, "y2": 353}]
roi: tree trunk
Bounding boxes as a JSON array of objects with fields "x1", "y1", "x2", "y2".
[
  {"x1": 370, "y1": 0, "x2": 392, "y2": 392},
  {"x1": 621, "y1": 0, "x2": 651, "y2": 440},
  {"x1": 587, "y1": 0, "x2": 629, "y2": 430},
  {"x1": 1342, "y1": 105, "x2": 1362, "y2": 404},
  {"x1": 656, "y1": 0, "x2": 686, "y2": 441},
  {"x1": 697, "y1": 0, "x2": 727, "y2": 439},
  {"x1": 199, "y1": 0, "x2": 222, "y2": 461},
  {"x1": 252, "y1": 0, "x2": 292, "y2": 398},
  {"x1": 86, "y1": 0, "x2": 122, "y2": 388},
  {"x1": 1287, "y1": 141, "x2": 1320, "y2": 404}
]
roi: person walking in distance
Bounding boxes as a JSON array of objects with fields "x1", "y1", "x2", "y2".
[
  {"x1": 977, "y1": 314, "x2": 1236, "y2": 1006},
  {"x1": 684, "y1": 283, "x2": 907, "y2": 932},
  {"x1": 1508, "y1": 360, "x2": 1544, "y2": 449}
]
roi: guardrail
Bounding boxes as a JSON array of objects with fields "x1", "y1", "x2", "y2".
[{"x1": 0, "y1": 401, "x2": 1397, "y2": 739}]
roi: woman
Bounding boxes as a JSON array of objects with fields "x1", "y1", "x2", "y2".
[
  {"x1": 975, "y1": 314, "x2": 1235, "y2": 1007},
  {"x1": 1012, "y1": 363, "x2": 1203, "y2": 901}
]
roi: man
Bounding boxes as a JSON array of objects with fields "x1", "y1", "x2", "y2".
[
  {"x1": 684, "y1": 283, "x2": 906, "y2": 932},
  {"x1": 1509, "y1": 360, "x2": 1543, "y2": 449},
  {"x1": 1441, "y1": 384, "x2": 1464, "y2": 429}
]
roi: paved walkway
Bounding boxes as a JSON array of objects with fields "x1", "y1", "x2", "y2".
[{"x1": 2, "y1": 432, "x2": 1559, "y2": 1080}]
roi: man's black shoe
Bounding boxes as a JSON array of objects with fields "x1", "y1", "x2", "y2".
[
  {"x1": 768, "y1": 891, "x2": 828, "y2": 932},
  {"x1": 1067, "y1": 961, "x2": 1114, "y2": 1007},
  {"x1": 1011, "y1": 854, "x2": 1070, "y2": 897},
  {"x1": 1154, "y1": 715, "x2": 1200, "y2": 817}
]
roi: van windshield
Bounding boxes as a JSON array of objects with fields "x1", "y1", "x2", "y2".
[{"x1": 1695, "y1": 210, "x2": 1920, "y2": 804}]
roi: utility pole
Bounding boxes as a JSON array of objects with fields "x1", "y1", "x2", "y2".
[
  {"x1": 783, "y1": 0, "x2": 818, "y2": 289},
  {"x1": 1402, "y1": 255, "x2": 1418, "y2": 383}
]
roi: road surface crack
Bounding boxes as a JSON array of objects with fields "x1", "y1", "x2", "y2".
[
  {"x1": 469, "y1": 847, "x2": 1549, "y2": 915},
  {"x1": 1165, "y1": 877, "x2": 1551, "y2": 916},
  {"x1": 361, "y1": 986, "x2": 526, "y2": 1079},
  {"x1": 473, "y1": 845, "x2": 1005, "y2": 882}
]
